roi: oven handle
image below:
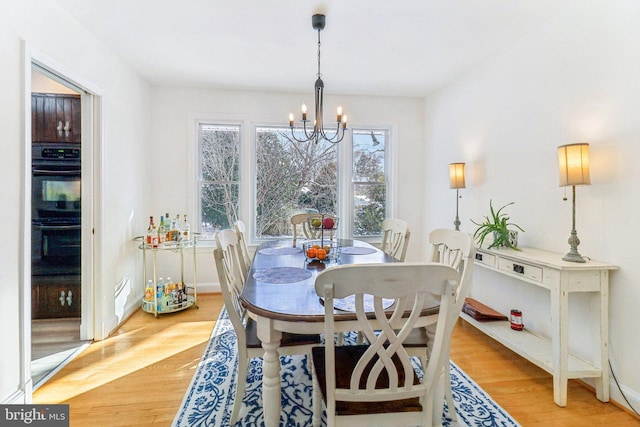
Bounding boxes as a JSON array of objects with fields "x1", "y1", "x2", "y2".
[
  {"x1": 32, "y1": 169, "x2": 81, "y2": 176},
  {"x1": 33, "y1": 224, "x2": 82, "y2": 231}
]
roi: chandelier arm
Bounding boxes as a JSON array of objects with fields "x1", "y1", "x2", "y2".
[{"x1": 289, "y1": 119, "x2": 318, "y2": 143}]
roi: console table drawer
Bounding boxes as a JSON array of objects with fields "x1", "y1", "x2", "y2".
[
  {"x1": 475, "y1": 251, "x2": 496, "y2": 268},
  {"x1": 497, "y1": 257, "x2": 543, "y2": 282}
]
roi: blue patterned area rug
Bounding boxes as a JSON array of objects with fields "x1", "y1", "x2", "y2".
[{"x1": 172, "y1": 308, "x2": 520, "y2": 427}]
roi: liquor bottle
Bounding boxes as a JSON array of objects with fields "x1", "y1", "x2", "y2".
[
  {"x1": 169, "y1": 214, "x2": 182, "y2": 242},
  {"x1": 158, "y1": 215, "x2": 166, "y2": 244},
  {"x1": 163, "y1": 213, "x2": 171, "y2": 241},
  {"x1": 146, "y1": 216, "x2": 154, "y2": 245},
  {"x1": 181, "y1": 214, "x2": 191, "y2": 242},
  {"x1": 146, "y1": 216, "x2": 158, "y2": 248},
  {"x1": 150, "y1": 224, "x2": 158, "y2": 248}
]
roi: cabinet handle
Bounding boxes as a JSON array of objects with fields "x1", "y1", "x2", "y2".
[
  {"x1": 66, "y1": 290, "x2": 73, "y2": 306},
  {"x1": 59, "y1": 290, "x2": 66, "y2": 306},
  {"x1": 56, "y1": 121, "x2": 71, "y2": 137},
  {"x1": 513, "y1": 264, "x2": 525, "y2": 274},
  {"x1": 475, "y1": 253, "x2": 483, "y2": 261}
]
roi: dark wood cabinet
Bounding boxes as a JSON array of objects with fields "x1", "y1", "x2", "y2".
[
  {"x1": 32, "y1": 93, "x2": 81, "y2": 143},
  {"x1": 32, "y1": 275, "x2": 81, "y2": 319}
]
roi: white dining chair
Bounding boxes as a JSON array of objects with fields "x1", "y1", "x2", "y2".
[
  {"x1": 404, "y1": 228, "x2": 475, "y2": 421},
  {"x1": 351, "y1": 218, "x2": 411, "y2": 345},
  {"x1": 291, "y1": 212, "x2": 337, "y2": 246},
  {"x1": 234, "y1": 220, "x2": 252, "y2": 279},
  {"x1": 311, "y1": 262, "x2": 463, "y2": 427},
  {"x1": 213, "y1": 234, "x2": 321, "y2": 425},
  {"x1": 380, "y1": 218, "x2": 411, "y2": 261}
]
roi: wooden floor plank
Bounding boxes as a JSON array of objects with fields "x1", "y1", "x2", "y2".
[{"x1": 33, "y1": 293, "x2": 640, "y2": 426}]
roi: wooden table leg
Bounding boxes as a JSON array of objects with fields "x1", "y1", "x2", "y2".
[{"x1": 257, "y1": 317, "x2": 282, "y2": 427}]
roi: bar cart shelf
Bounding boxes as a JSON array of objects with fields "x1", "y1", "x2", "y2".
[{"x1": 135, "y1": 236, "x2": 199, "y2": 318}]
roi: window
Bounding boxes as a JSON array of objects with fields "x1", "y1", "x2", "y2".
[
  {"x1": 198, "y1": 124, "x2": 240, "y2": 238},
  {"x1": 197, "y1": 122, "x2": 390, "y2": 241},
  {"x1": 352, "y1": 130, "x2": 387, "y2": 236},
  {"x1": 255, "y1": 127, "x2": 337, "y2": 238}
]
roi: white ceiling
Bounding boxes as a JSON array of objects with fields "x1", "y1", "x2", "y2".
[{"x1": 54, "y1": 0, "x2": 573, "y2": 97}]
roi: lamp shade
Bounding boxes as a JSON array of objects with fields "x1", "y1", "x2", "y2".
[
  {"x1": 558, "y1": 143, "x2": 590, "y2": 187},
  {"x1": 449, "y1": 162, "x2": 466, "y2": 189}
]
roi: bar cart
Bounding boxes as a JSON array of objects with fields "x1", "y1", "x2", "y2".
[{"x1": 135, "y1": 235, "x2": 198, "y2": 318}]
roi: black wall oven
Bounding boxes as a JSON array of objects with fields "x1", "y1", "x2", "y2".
[{"x1": 32, "y1": 143, "x2": 81, "y2": 274}]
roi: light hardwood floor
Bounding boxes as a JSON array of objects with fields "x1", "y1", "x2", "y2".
[{"x1": 33, "y1": 293, "x2": 640, "y2": 426}]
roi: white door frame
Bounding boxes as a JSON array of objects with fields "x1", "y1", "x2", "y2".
[{"x1": 21, "y1": 41, "x2": 104, "y2": 401}]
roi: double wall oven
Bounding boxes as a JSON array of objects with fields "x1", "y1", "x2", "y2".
[{"x1": 31, "y1": 142, "x2": 81, "y2": 318}]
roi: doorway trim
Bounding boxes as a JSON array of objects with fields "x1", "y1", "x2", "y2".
[{"x1": 21, "y1": 41, "x2": 104, "y2": 402}]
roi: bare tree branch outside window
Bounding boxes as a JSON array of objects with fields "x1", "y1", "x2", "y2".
[{"x1": 256, "y1": 127, "x2": 337, "y2": 237}]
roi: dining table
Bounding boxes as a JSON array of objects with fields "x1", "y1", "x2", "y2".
[{"x1": 240, "y1": 238, "x2": 443, "y2": 427}]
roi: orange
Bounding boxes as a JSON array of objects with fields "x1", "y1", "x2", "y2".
[
  {"x1": 306, "y1": 248, "x2": 318, "y2": 258},
  {"x1": 316, "y1": 248, "x2": 327, "y2": 260},
  {"x1": 312, "y1": 244, "x2": 321, "y2": 249},
  {"x1": 323, "y1": 245, "x2": 331, "y2": 254}
]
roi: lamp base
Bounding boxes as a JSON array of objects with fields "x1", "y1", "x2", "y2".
[
  {"x1": 563, "y1": 229, "x2": 586, "y2": 263},
  {"x1": 562, "y1": 250, "x2": 586, "y2": 263}
]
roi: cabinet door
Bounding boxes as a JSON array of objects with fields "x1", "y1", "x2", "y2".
[
  {"x1": 32, "y1": 276, "x2": 81, "y2": 319},
  {"x1": 32, "y1": 93, "x2": 81, "y2": 143}
]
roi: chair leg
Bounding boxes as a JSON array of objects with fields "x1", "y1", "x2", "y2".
[
  {"x1": 445, "y1": 364, "x2": 457, "y2": 422},
  {"x1": 312, "y1": 363, "x2": 322, "y2": 427},
  {"x1": 230, "y1": 351, "x2": 249, "y2": 425}
]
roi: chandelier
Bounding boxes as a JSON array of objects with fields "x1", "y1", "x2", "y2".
[{"x1": 288, "y1": 14, "x2": 348, "y2": 144}]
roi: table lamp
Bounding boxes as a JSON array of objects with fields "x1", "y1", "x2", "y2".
[
  {"x1": 557, "y1": 143, "x2": 590, "y2": 263},
  {"x1": 449, "y1": 162, "x2": 466, "y2": 231}
]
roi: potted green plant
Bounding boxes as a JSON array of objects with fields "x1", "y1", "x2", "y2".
[{"x1": 471, "y1": 200, "x2": 524, "y2": 250}]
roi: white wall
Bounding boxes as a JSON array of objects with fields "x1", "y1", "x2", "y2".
[
  {"x1": 1, "y1": 0, "x2": 150, "y2": 402},
  {"x1": 423, "y1": 0, "x2": 640, "y2": 409},
  {"x1": 148, "y1": 87, "x2": 426, "y2": 290}
]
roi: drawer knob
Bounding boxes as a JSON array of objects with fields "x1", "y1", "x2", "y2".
[{"x1": 513, "y1": 264, "x2": 525, "y2": 274}]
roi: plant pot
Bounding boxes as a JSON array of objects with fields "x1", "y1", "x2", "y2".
[{"x1": 492, "y1": 230, "x2": 518, "y2": 248}]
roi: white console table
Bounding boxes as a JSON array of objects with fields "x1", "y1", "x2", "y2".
[{"x1": 464, "y1": 246, "x2": 618, "y2": 407}]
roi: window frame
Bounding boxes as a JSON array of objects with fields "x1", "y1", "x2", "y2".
[{"x1": 189, "y1": 115, "x2": 398, "y2": 245}]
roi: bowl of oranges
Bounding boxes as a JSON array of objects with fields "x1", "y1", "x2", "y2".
[{"x1": 303, "y1": 240, "x2": 340, "y2": 262}]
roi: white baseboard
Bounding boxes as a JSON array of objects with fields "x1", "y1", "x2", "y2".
[
  {"x1": 2, "y1": 388, "x2": 26, "y2": 404},
  {"x1": 197, "y1": 281, "x2": 220, "y2": 294},
  {"x1": 609, "y1": 379, "x2": 640, "y2": 414}
]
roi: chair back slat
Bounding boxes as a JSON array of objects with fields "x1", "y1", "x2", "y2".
[
  {"x1": 234, "y1": 220, "x2": 252, "y2": 278},
  {"x1": 380, "y1": 218, "x2": 411, "y2": 261}
]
